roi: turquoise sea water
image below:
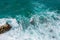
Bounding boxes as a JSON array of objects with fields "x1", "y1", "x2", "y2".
[
  {"x1": 0, "y1": 0, "x2": 60, "y2": 40},
  {"x1": 0, "y1": 0, "x2": 60, "y2": 18}
]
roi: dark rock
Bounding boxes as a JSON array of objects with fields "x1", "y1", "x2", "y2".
[
  {"x1": 30, "y1": 18, "x2": 35, "y2": 25},
  {"x1": 0, "y1": 23, "x2": 11, "y2": 34}
]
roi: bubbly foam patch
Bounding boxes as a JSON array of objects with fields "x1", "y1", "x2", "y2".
[{"x1": 0, "y1": 19, "x2": 6, "y2": 26}]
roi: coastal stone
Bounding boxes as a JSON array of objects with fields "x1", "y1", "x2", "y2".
[
  {"x1": 30, "y1": 17, "x2": 35, "y2": 25},
  {"x1": 0, "y1": 23, "x2": 11, "y2": 34}
]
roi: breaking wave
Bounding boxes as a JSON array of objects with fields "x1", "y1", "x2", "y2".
[
  {"x1": 0, "y1": 9, "x2": 60, "y2": 40},
  {"x1": 0, "y1": 1, "x2": 60, "y2": 40}
]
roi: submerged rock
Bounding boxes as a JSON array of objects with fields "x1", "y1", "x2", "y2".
[
  {"x1": 0, "y1": 23, "x2": 11, "y2": 34},
  {"x1": 30, "y1": 17, "x2": 35, "y2": 25}
]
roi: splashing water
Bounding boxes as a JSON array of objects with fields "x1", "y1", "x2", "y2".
[{"x1": 0, "y1": 0, "x2": 60, "y2": 40}]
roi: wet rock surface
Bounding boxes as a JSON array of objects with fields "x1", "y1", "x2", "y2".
[{"x1": 0, "y1": 23, "x2": 11, "y2": 34}]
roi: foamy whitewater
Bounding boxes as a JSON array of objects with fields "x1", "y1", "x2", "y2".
[
  {"x1": 0, "y1": 10, "x2": 60, "y2": 40},
  {"x1": 0, "y1": 1, "x2": 60, "y2": 40}
]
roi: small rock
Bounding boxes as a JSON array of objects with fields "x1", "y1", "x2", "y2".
[
  {"x1": 0, "y1": 23, "x2": 11, "y2": 34},
  {"x1": 30, "y1": 17, "x2": 35, "y2": 25}
]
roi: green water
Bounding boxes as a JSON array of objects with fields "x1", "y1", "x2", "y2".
[
  {"x1": 0, "y1": 0, "x2": 60, "y2": 18},
  {"x1": 0, "y1": 0, "x2": 34, "y2": 18}
]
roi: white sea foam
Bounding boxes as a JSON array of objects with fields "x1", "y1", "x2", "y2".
[{"x1": 0, "y1": 19, "x2": 6, "y2": 26}]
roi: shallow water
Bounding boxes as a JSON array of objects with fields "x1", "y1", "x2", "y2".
[{"x1": 0, "y1": 0, "x2": 60, "y2": 40}]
